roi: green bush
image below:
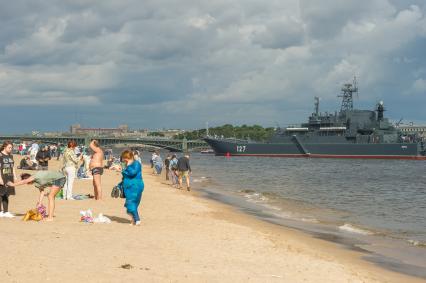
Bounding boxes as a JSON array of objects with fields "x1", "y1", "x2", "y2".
[{"x1": 174, "y1": 125, "x2": 275, "y2": 141}]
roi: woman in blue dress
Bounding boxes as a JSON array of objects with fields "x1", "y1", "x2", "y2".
[{"x1": 120, "y1": 150, "x2": 144, "y2": 225}]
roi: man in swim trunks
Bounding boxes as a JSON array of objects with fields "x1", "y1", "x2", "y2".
[{"x1": 89, "y1": 140, "x2": 104, "y2": 200}]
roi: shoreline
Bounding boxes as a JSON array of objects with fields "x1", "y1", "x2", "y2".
[
  {"x1": 196, "y1": 185, "x2": 426, "y2": 280},
  {"x1": 183, "y1": 183, "x2": 425, "y2": 283},
  {"x1": 151, "y1": 162, "x2": 424, "y2": 282},
  {"x1": 0, "y1": 157, "x2": 424, "y2": 282},
  {"x1": 197, "y1": 186, "x2": 426, "y2": 280}
]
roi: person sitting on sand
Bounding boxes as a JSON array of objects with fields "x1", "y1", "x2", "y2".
[
  {"x1": 19, "y1": 156, "x2": 29, "y2": 169},
  {"x1": 7, "y1": 171, "x2": 67, "y2": 221},
  {"x1": 36, "y1": 145, "x2": 51, "y2": 170},
  {"x1": 113, "y1": 150, "x2": 144, "y2": 226},
  {"x1": 18, "y1": 156, "x2": 37, "y2": 170}
]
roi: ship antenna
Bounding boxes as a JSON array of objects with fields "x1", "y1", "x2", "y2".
[
  {"x1": 314, "y1": 97, "x2": 320, "y2": 117},
  {"x1": 338, "y1": 77, "x2": 358, "y2": 112},
  {"x1": 353, "y1": 76, "x2": 359, "y2": 99}
]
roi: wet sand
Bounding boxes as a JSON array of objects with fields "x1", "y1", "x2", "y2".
[{"x1": 0, "y1": 158, "x2": 424, "y2": 283}]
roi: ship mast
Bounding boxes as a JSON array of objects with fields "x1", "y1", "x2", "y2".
[
  {"x1": 314, "y1": 97, "x2": 320, "y2": 117},
  {"x1": 338, "y1": 77, "x2": 358, "y2": 112}
]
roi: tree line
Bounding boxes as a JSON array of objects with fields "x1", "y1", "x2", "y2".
[{"x1": 174, "y1": 124, "x2": 275, "y2": 141}]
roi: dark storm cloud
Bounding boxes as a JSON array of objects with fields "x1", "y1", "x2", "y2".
[{"x1": 0, "y1": 0, "x2": 425, "y2": 132}]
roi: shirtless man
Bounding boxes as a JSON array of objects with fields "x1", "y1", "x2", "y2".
[{"x1": 89, "y1": 140, "x2": 104, "y2": 200}]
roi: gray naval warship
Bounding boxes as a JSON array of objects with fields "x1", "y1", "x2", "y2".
[{"x1": 204, "y1": 79, "x2": 426, "y2": 160}]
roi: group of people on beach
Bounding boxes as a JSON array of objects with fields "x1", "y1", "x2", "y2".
[
  {"x1": 151, "y1": 151, "x2": 192, "y2": 191},
  {"x1": 0, "y1": 140, "x2": 145, "y2": 225}
]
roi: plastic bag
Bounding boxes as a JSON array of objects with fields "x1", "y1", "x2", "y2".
[
  {"x1": 93, "y1": 213, "x2": 111, "y2": 224},
  {"x1": 80, "y1": 209, "x2": 94, "y2": 223},
  {"x1": 37, "y1": 204, "x2": 47, "y2": 218}
]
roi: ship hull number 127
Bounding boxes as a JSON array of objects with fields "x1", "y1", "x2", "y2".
[{"x1": 236, "y1": 145, "x2": 246, "y2": 152}]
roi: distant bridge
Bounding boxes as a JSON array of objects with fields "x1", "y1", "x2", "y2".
[{"x1": 0, "y1": 135, "x2": 209, "y2": 152}]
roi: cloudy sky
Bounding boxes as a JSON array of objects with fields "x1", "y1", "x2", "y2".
[{"x1": 1, "y1": 0, "x2": 426, "y2": 133}]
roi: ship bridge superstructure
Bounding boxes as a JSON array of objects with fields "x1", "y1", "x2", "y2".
[{"x1": 280, "y1": 79, "x2": 408, "y2": 144}]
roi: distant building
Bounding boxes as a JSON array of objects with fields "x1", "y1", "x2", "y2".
[
  {"x1": 70, "y1": 124, "x2": 129, "y2": 136},
  {"x1": 398, "y1": 125, "x2": 426, "y2": 138},
  {"x1": 43, "y1": 132, "x2": 63, "y2": 137},
  {"x1": 125, "y1": 129, "x2": 149, "y2": 138},
  {"x1": 157, "y1": 129, "x2": 185, "y2": 138}
]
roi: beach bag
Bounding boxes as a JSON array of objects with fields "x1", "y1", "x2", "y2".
[
  {"x1": 22, "y1": 209, "x2": 43, "y2": 221},
  {"x1": 111, "y1": 186, "x2": 120, "y2": 198},
  {"x1": 111, "y1": 182, "x2": 125, "y2": 198}
]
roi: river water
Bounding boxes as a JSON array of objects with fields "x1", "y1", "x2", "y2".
[{"x1": 139, "y1": 151, "x2": 426, "y2": 278}]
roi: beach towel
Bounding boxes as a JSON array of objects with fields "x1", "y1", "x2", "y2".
[{"x1": 73, "y1": 194, "x2": 90, "y2": 200}]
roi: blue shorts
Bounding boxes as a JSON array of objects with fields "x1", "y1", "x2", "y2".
[{"x1": 155, "y1": 164, "x2": 162, "y2": 174}]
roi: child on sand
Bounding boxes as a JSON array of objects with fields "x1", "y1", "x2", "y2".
[{"x1": 8, "y1": 171, "x2": 66, "y2": 221}]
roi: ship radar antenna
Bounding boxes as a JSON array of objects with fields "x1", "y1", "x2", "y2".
[
  {"x1": 314, "y1": 97, "x2": 320, "y2": 117},
  {"x1": 353, "y1": 76, "x2": 359, "y2": 99},
  {"x1": 338, "y1": 77, "x2": 358, "y2": 112}
]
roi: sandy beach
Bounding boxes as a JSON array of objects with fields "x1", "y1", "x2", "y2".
[{"x1": 0, "y1": 157, "x2": 423, "y2": 283}]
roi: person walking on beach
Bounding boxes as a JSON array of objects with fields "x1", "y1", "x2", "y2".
[
  {"x1": 0, "y1": 141, "x2": 17, "y2": 218},
  {"x1": 36, "y1": 145, "x2": 51, "y2": 170},
  {"x1": 89, "y1": 140, "x2": 104, "y2": 200},
  {"x1": 153, "y1": 151, "x2": 163, "y2": 175},
  {"x1": 164, "y1": 154, "x2": 171, "y2": 180},
  {"x1": 62, "y1": 140, "x2": 81, "y2": 200},
  {"x1": 177, "y1": 154, "x2": 191, "y2": 191},
  {"x1": 133, "y1": 150, "x2": 142, "y2": 164},
  {"x1": 169, "y1": 154, "x2": 178, "y2": 187},
  {"x1": 150, "y1": 152, "x2": 156, "y2": 173},
  {"x1": 8, "y1": 171, "x2": 66, "y2": 221},
  {"x1": 117, "y1": 150, "x2": 144, "y2": 226}
]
